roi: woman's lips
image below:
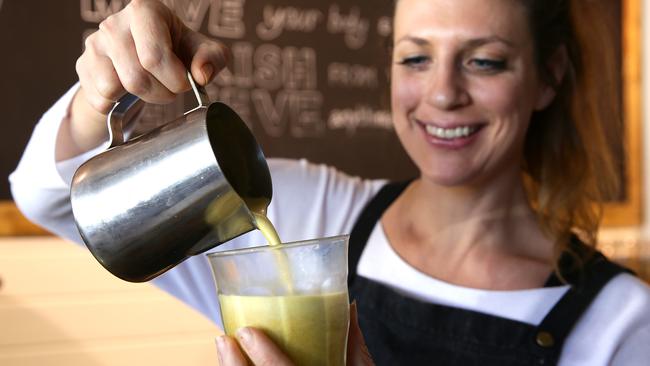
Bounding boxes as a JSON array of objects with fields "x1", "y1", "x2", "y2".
[{"x1": 415, "y1": 119, "x2": 485, "y2": 149}]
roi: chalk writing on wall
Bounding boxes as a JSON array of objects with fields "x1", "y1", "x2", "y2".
[{"x1": 80, "y1": 0, "x2": 395, "y2": 138}]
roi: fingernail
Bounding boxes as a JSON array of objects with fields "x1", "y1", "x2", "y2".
[
  {"x1": 215, "y1": 336, "x2": 226, "y2": 363},
  {"x1": 201, "y1": 64, "x2": 214, "y2": 83},
  {"x1": 215, "y1": 336, "x2": 226, "y2": 349},
  {"x1": 237, "y1": 327, "x2": 252, "y2": 345}
]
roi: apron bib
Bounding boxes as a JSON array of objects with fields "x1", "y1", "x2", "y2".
[{"x1": 348, "y1": 182, "x2": 630, "y2": 365}]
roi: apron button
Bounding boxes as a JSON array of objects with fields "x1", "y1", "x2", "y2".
[{"x1": 536, "y1": 331, "x2": 555, "y2": 347}]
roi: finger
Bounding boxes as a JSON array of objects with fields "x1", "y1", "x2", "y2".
[
  {"x1": 83, "y1": 31, "x2": 126, "y2": 104},
  {"x1": 237, "y1": 327, "x2": 295, "y2": 366},
  {"x1": 92, "y1": 54, "x2": 126, "y2": 102},
  {"x1": 129, "y1": 4, "x2": 188, "y2": 94},
  {"x1": 216, "y1": 335, "x2": 248, "y2": 366},
  {"x1": 348, "y1": 302, "x2": 375, "y2": 366},
  {"x1": 99, "y1": 13, "x2": 176, "y2": 104},
  {"x1": 178, "y1": 30, "x2": 231, "y2": 86},
  {"x1": 76, "y1": 51, "x2": 115, "y2": 115}
]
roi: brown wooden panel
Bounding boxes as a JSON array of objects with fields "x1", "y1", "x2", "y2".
[
  {"x1": 0, "y1": 334, "x2": 218, "y2": 366},
  {"x1": 0, "y1": 293, "x2": 217, "y2": 346},
  {"x1": 0, "y1": 202, "x2": 50, "y2": 236}
]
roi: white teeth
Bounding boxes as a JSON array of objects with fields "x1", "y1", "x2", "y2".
[{"x1": 425, "y1": 125, "x2": 477, "y2": 139}]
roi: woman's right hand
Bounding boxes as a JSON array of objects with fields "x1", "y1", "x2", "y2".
[{"x1": 58, "y1": 0, "x2": 230, "y2": 160}]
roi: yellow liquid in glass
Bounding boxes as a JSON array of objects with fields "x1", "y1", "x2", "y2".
[{"x1": 219, "y1": 292, "x2": 349, "y2": 366}]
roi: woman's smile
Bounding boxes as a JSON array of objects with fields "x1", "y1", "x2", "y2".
[{"x1": 413, "y1": 117, "x2": 485, "y2": 149}]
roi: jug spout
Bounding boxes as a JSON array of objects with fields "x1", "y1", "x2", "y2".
[{"x1": 187, "y1": 191, "x2": 263, "y2": 256}]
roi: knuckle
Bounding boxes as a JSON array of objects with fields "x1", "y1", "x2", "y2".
[
  {"x1": 76, "y1": 56, "x2": 95, "y2": 85},
  {"x1": 98, "y1": 14, "x2": 116, "y2": 33},
  {"x1": 139, "y1": 45, "x2": 166, "y2": 72},
  {"x1": 83, "y1": 32, "x2": 98, "y2": 52},
  {"x1": 75, "y1": 56, "x2": 85, "y2": 76},
  {"x1": 95, "y1": 76, "x2": 121, "y2": 101},
  {"x1": 121, "y1": 70, "x2": 150, "y2": 96}
]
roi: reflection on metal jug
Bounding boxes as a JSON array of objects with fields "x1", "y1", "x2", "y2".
[{"x1": 70, "y1": 72, "x2": 272, "y2": 282}]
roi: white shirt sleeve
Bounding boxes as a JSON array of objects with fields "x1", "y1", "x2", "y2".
[
  {"x1": 558, "y1": 273, "x2": 650, "y2": 365},
  {"x1": 8, "y1": 82, "x2": 103, "y2": 243},
  {"x1": 610, "y1": 324, "x2": 650, "y2": 365}
]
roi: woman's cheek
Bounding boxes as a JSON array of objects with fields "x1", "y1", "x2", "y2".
[
  {"x1": 391, "y1": 72, "x2": 422, "y2": 115},
  {"x1": 472, "y1": 81, "x2": 524, "y2": 118}
]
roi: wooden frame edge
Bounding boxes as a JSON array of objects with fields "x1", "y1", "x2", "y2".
[
  {"x1": 602, "y1": 0, "x2": 643, "y2": 227},
  {"x1": 0, "y1": 201, "x2": 51, "y2": 236}
]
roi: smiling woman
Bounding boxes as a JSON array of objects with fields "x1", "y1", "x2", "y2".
[
  {"x1": 387, "y1": 0, "x2": 621, "y2": 274},
  {"x1": 5, "y1": 0, "x2": 650, "y2": 365}
]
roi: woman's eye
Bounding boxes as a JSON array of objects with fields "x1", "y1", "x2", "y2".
[
  {"x1": 397, "y1": 55, "x2": 430, "y2": 68},
  {"x1": 467, "y1": 58, "x2": 507, "y2": 73}
]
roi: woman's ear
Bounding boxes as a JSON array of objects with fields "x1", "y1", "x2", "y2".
[{"x1": 535, "y1": 45, "x2": 569, "y2": 111}]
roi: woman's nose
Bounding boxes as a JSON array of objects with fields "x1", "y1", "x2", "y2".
[{"x1": 425, "y1": 64, "x2": 470, "y2": 110}]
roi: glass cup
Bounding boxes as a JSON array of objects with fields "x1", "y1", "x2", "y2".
[{"x1": 207, "y1": 235, "x2": 350, "y2": 366}]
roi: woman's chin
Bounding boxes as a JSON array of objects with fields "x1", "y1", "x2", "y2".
[{"x1": 418, "y1": 169, "x2": 478, "y2": 188}]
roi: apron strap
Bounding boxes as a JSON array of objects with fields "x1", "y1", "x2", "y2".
[
  {"x1": 348, "y1": 181, "x2": 411, "y2": 287},
  {"x1": 532, "y1": 251, "x2": 632, "y2": 350}
]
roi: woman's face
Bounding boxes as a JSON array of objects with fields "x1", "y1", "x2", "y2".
[{"x1": 391, "y1": 0, "x2": 554, "y2": 187}]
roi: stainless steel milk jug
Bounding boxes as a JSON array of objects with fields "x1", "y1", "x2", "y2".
[{"x1": 70, "y1": 73, "x2": 272, "y2": 282}]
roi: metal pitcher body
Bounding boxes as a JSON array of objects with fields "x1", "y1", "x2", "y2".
[{"x1": 70, "y1": 75, "x2": 271, "y2": 282}]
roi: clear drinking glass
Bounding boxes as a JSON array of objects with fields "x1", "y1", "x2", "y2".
[{"x1": 207, "y1": 235, "x2": 350, "y2": 366}]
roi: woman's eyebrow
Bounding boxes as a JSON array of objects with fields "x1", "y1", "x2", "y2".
[
  {"x1": 395, "y1": 36, "x2": 430, "y2": 46},
  {"x1": 395, "y1": 35, "x2": 515, "y2": 48},
  {"x1": 465, "y1": 36, "x2": 516, "y2": 48}
]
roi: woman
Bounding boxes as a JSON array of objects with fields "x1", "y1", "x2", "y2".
[{"x1": 10, "y1": 0, "x2": 650, "y2": 364}]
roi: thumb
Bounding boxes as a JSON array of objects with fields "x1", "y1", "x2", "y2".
[
  {"x1": 178, "y1": 29, "x2": 231, "y2": 86},
  {"x1": 347, "y1": 302, "x2": 374, "y2": 366}
]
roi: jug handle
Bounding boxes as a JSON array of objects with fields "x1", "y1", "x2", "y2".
[{"x1": 107, "y1": 71, "x2": 211, "y2": 148}]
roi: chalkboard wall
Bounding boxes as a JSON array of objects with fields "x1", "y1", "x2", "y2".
[{"x1": 0, "y1": 0, "x2": 417, "y2": 201}]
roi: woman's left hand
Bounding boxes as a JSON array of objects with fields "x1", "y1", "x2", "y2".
[{"x1": 216, "y1": 327, "x2": 294, "y2": 366}]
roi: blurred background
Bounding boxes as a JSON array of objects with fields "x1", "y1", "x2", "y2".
[{"x1": 0, "y1": 1, "x2": 647, "y2": 365}]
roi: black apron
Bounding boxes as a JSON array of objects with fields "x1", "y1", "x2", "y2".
[{"x1": 348, "y1": 182, "x2": 631, "y2": 366}]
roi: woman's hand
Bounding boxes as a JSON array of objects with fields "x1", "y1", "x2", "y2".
[
  {"x1": 347, "y1": 302, "x2": 374, "y2": 365},
  {"x1": 58, "y1": 0, "x2": 230, "y2": 160},
  {"x1": 216, "y1": 328, "x2": 295, "y2": 366},
  {"x1": 216, "y1": 303, "x2": 374, "y2": 366}
]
